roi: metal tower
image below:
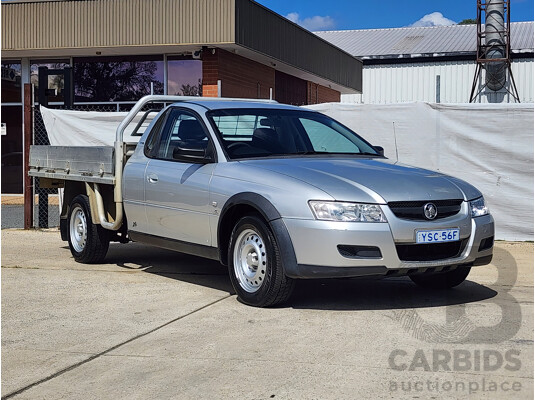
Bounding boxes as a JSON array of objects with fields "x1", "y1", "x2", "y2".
[{"x1": 469, "y1": 0, "x2": 520, "y2": 103}]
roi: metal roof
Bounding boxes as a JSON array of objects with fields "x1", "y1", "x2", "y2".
[{"x1": 315, "y1": 21, "x2": 534, "y2": 59}]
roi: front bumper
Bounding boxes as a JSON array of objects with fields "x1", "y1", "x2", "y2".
[{"x1": 282, "y1": 212, "x2": 494, "y2": 279}]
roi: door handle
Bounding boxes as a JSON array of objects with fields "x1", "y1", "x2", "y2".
[{"x1": 147, "y1": 174, "x2": 158, "y2": 183}]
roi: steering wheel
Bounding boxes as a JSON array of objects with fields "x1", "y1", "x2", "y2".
[{"x1": 227, "y1": 142, "x2": 251, "y2": 153}]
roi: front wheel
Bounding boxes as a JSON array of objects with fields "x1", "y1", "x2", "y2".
[
  {"x1": 228, "y1": 215, "x2": 294, "y2": 307},
  {"x1": 67, "y1": 194, "x2": 110, "y2": 263},
  {"x1": 410, "y1": 266, "x2": 471, "y2": 289}
]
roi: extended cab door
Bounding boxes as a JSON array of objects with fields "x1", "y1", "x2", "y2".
[{"x1": 142, "y1": 107, "x2": 215, "y2": 246}]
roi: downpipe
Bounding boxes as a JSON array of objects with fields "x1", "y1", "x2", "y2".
[{"x1": 94, "y1": 182, "x2": 123, "y2": 231}]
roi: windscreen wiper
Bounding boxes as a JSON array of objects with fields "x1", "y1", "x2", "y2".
[{"x1": 293, "y1": 150, "x2": 326, "y2": 155}]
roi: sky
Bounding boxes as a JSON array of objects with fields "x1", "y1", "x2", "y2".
[{"x1": 255, "y1": 0, "x2": 535, "y2": 31}]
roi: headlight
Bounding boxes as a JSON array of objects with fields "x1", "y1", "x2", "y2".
[
  {"x1": 470, "y1": 197, "x2": 489, "y2": 217},
  {"x1": 309, "y1": 201, "x2": 387, "y2": 222}
]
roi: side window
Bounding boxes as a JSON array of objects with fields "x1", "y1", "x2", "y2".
[{"x1": 145, "y1": 108, "x2": 209, "y2": 160}]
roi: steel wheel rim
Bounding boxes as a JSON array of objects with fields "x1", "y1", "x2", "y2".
[
  {"x1": 233, "y1": 228, "x2": 267, "y2": 293},
  {"x1": 70, "y1": 205, "x2": 87, "y2": 253}
]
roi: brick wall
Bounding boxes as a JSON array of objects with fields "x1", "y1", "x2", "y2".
[
  {"x1": 202, "y1": 48, "x2": 275, "y2": 99},
  {"x1": 202, "y1": 48, "x2": 219, "y2": 97},
  {"x1": 202, "y1": 48, "x2": 341, "y2": 104},
  {"x1": 275, "y1": 71, "x2": 307, "y2": 105},
  {"x1": 307, "y1": 81, "x2": 341, "y2": 104}
]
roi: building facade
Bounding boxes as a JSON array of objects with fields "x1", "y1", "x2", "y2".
[
  {"x1": 316, "y1": 22, "x2": 534, "y2": 104},
  {"x1": 1, "y1": 0, "x2": 362, "y2": 194}
]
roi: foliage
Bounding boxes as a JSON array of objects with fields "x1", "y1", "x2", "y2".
[
  {"x1": 74, "y1": 61, "x2": 163, "y2": 101},
  {"x1": 458, "y1": 19, "x2": 477, "y2": 25},
  {"x1": 177, "y1": 79, "x2": 203, "y2": 96}
]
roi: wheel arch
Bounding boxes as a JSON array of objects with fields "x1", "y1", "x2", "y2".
[
  {"x1": 60, "y1": 181, "x2": 116, "y2": 241},
  {"x1": 217, "y1": 193, "x2": 298, "y2": 277},
  {"x1": 60, "y1": 181, "x2": 86, "y2": 241}
]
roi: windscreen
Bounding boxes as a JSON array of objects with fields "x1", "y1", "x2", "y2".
[{"x1": 207, "y1": 109, "x2": 379, "y2": 159}]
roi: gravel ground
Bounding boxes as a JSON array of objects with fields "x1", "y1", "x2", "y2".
[{"x1": 1, "y1": 229, "x2": 533, "y2": 399}]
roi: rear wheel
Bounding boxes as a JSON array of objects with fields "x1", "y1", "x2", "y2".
[
  {"x1": 68, "y1": 194, "x2": 110, "y2": 263},
  {"x1": 410, "y1": 266, "x2": 471, "y2": 289},
  {"x1": 228, "y1": 215, "x2": 294, "y2": 307}
]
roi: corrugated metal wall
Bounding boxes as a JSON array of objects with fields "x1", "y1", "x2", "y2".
[
  {"x1": 342, "y1": 59, "x2": 533, "y2": 104},
  {"x1": 2, "y1": 0, "x2": 235, "y2": 50},
  {"x1": 235, "y1": 0, "x2": 362, "y2": 92}
]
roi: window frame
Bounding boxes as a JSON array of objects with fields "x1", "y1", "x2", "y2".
[{"x1": 206, "y1": 108, "x2": 380, "y2": 160}]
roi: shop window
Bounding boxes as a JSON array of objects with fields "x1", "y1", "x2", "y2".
[
  {"x1": 30, "y1": 59, "x2": 70, "y2": 103},
  {"x1": 167, "y1": 57, "x2": 202, "y2": 96},
  {"x1": 1, "y1": 61, "x2": 22, "y2": 103},
  {"x1": 74, "y1": 55, "x2": 164, "y2": 102}
]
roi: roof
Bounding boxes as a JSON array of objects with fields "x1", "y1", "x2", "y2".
[
  {"x1": 314, "y1": 21, "x2": 534, "y2": 59},
  {"x1": 178, "y1": 100, "x2": 303, "y2": 111}
]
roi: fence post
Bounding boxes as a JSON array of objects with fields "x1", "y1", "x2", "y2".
[{"x1": 23, "y1": 84, "x2": 33, "y2": 229}]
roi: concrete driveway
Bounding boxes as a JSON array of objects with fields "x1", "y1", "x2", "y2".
[{"x1": 1, "y1": 229, "x2": 533, "y2": 399}]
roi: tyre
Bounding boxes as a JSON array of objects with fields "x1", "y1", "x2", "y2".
[
  {"x1": 228, "y1": 215, "x2": 295, "y2": 307},
  {"x1": 410, "y1": 266, "x2": 471, "y2": 289},
  {"x1": 67, "y1": 194, "x2": 110, "y2": 263}
]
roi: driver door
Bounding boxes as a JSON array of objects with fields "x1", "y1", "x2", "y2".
[{"x1": 143, "y1": 107, "x2": 215, "y2": 246}]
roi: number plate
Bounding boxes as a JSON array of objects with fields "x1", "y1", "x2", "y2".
[{"x1": 416, "y1": 229, "x2": 460, "y2": 244}]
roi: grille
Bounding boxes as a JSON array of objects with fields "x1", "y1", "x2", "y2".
[
  {"x1": 337, "y1": 245, "x2": 382, "y2": 259},
  {"x1": 388, "y1": 199, "x2": 463, "y2": 221},
  {"x1": 396, "y1": 239, "x2": 468, "y2": 262}
]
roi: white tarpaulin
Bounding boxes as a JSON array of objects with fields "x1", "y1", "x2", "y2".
[
  {"x1": 306, "y1": 102, "x2": 534, "y2": 241},
  {"x1": 40, "y1": 106, "x2": 144, "y2": 146},
  {"x1": 41, "y1": 103, "x2": 533, "y2": 241}
]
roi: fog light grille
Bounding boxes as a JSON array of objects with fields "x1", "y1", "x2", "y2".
[
  {"x1": 478, "y1": 236, "x2": 494, "y2": 252},
  {"x1": 337, "y1": 245, "x2": 382, "y2": 259}
]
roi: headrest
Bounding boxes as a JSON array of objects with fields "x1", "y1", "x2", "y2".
[
  {"x1": 252, "y1": 128, "x2": 277, "y2": 142},
  {"x1": 178, "y1": 119, "x2": 205, "y2": 141}
]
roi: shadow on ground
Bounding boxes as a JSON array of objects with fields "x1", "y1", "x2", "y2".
[
  {"x1": 290, "y1": 278, "x2": 496, "y2": 311},
  {"x1": 99, "y1": 241, "x2": 501, "y2": 311}
]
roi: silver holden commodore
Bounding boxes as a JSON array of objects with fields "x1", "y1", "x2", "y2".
[{"x1": 123, "y1": 100, "x2": 495, "y2": 307}]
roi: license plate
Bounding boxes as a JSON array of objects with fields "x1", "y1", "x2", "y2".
[{"x1": 416, "y1": 229, "x2": 460, "y2": 244}]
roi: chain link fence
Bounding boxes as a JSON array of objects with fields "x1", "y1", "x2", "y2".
[
  {"x1": 32, "y1": 101, "x2": 164, "y2": 228},
  {"x1": 33, "y1": 107, "x2": 56, "y2": 228}
]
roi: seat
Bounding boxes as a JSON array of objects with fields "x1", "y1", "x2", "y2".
[
  {"x1": 166, "y1": 119, "x2": 207, "y2": 159},
  {"x1": 251, "y1": 128, "x2": 285, "y2": 154},
  {"x1": 177, "y1": 119, "x2": 207, "y2": 148}
]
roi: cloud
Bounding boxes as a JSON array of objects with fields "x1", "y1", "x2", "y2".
[
  {"x1": 285, "y1": 12, "x2": 336, "y2": 31},
  {"x1": 409, "y1": 12, "x2": 456, "y2": 27}
]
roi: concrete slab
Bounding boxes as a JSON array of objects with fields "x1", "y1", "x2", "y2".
[{"x1": 1, "y1": 230, "x2": 533, "y2": 399}]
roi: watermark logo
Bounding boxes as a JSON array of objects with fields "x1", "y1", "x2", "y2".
[
  {"x1": 388, "y1": 348, "x2": 523, "y2": 395},
  {"x1": 387, "y1": 247, "x2": 526, "y2": 396},
  {"x1": 391, "y1": 247, "x2": 522, "y2": 344},
  {"x1": 389, "y1": 377, "x2": 523, "y2": 395},
  {"x1": 388, "y1": 349, "x2": 521, "y2": 372}
]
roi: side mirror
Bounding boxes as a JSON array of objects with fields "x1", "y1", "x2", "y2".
[
  {"x1": 373, "y1": 146, "x2": 385, "y2": 157},
  {"x1": 172, "y1": 146, "x2": 213, "y2": 164}
]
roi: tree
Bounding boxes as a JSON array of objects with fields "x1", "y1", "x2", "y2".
[
  {"x1": 178, "y1": 79, "x2": 203, "y2": 96},
  {"x1": 74, "y1": 61, "x2": 163, "y2": 102},
  {"x1": 458, "y1": 19, "x2": 477, "y2": 25}
]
